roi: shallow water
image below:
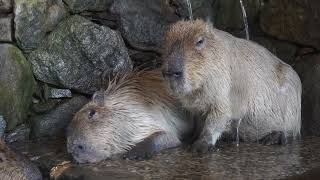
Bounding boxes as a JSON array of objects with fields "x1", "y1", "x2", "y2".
[{"x1": 10, "y1": 136, "x2": 320, "y2": 179}]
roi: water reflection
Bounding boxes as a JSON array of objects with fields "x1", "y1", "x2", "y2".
[{"x1": 10, "y1": 137, "x2": 320, "y2": 179}]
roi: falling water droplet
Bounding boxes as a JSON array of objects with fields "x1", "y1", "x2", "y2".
[
  {"x1": 236, "y1": 118, "x2": 242, "y2": 146},
  {"x1": 239, "y1": 0, "x2": 249, "y2": 40}
]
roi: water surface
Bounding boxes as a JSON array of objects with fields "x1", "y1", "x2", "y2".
[{"x1": 10, "y1": 137, "x2": 320, "y2": 179}]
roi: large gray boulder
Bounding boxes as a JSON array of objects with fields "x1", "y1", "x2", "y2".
[
  {"x1": 29, "y1": 15, "x2": 132, "y2": 94},
  {"x1": 294, "y1": 54, "x2": 320, "y2": 136},
  {"x1": 14, "y1": 0, "x2": 68, "y2": 51},
  {"x1": 0, "y1": 44, "x2": 35, "y2": 130},
  {"x1": 110, "y1": 0, "x2": 181, "y2": 52}
]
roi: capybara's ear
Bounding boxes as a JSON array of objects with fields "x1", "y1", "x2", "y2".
[{"x1": 92, "y1": 90, "x2": 105, "y2": 106}]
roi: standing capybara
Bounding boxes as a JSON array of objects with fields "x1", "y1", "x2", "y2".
[
  {"x1": 162, "y1": 20, "x2": 301, "y2": 153},
  {"x1": 67, "y1": 70, "x2": 194, "y2": 163},
  {"x1": 0, "y1": 140, "x2": 43, "y2": 180}
]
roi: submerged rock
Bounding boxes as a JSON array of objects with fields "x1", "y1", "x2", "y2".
[
  {"x1": 29, "y1": 15, "x2": 132, "y2": 94},
  {"x1": 294, "y1": 54, "x2": 320, "y2": 136},
  {"x1": 30, "y1": 96, "x2": 88, "y2": 139},
  {"x1": 0, "y1": 44, "x2": 35, "y2": 131},
  {"x1": 14, "y1": 0, "x2": 68, "y2": 51}
]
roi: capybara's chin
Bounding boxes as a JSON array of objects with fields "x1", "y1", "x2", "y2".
[{"x1": 67, "y1": 138, "x2": 109, "y2": 164}]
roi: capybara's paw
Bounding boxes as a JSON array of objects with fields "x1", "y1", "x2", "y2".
[
  {"x1": 259, "y1": 131, "x2": 287, "y2": 145},
  {"x1": 191, "y1": 139, "x2": 215, "y2": 154},
  {"x1": 123, "y1": 150, "x2": 153, "y2": 160}
]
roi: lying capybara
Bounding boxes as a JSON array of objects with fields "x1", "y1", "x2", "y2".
[
  {"x1": 0, "y1": 140, "x2": 42, "y2": 180},
  {"x1": 162, "y1": 20, "x2": 302, "y2": 153},
  {"x1": 67, "y1": 70, "x2": 194, "y2": 163}
]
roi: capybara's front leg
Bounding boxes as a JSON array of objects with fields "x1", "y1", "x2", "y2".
[
  {"x1": 192, "y1": 108, "x2": 231, "y2": 153},
  {"x1": 259, "y1": 131, "x2": 287, "y2": 145},
  {"x1": 123, "y1": 132, "x2": 181, "y2": 160}
]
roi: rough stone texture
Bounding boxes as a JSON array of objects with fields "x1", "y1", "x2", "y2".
[
  {"x1": 213, "y1": 0, "x2": 262, "y2": 37},
  {"x1": 0, "y1": 0, "x2": 12, "y2": 12},
  {"x1": 14, "y1": 0, "x2": 68, "y2": 51},
  {"x1": 5, "y1": 124, "x2": 30, "y2": 143},
  {"x1": 294, "y1": 54, "x2": 320, "y2": 136},
  {"x1": 0, "y1": 16, "x2": 12, "y2": 42},
  {"x1": 64, "y1": 0, "x2": 114, "y2": 13},
  {"x1": 29, "y1": 15, "x2": 132, "y2": 94},
  {"x1": 110, "y1": 0, "x2": 181, "y2": 52},
  {"x1": 30, "y1": 96, "x2": 88, "y2": 139},
  {"x1": 253, "y1": 37, "x2": 298, "y2": 64},
  {"x1": 260, "y1": 0, "x2": 320, "y2": 49},
  {"x1": 0, "y1": 115, "x2": 6, "y2": 138},
  {"x1": 49, "y1": 88, "x2": 72, "y2": 99},
  {"x1": 0, "y1": 44, "x2": 35, "y2": 131}
]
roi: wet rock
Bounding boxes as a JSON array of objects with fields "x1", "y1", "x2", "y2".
[
  {"x1": 128, "y1": 49, "x2": 160, "y2": 69},
  {"x1": 294, "y1": 54, "x2": 320, "y2": 136},
  {"x1": 0, "y1": 16, "x2": 12, "y2": 42},
  {"x1": 213, "y1": 0, "x2": 262, "y2": 37},
  {"x1": 64, "y1": 0, "x2": 114, "y2": 13},
  {"x1": 32, "y1": 99, "x2": 62, "y2": 114},
  {"x1": 0, "y1": 141, "x2": 43, "y2": 180},
  {"x1": 5, "y1": 124, "x2": 30, "y2": 143},
  {"x1": 260, "y1": 0, "x2": 320, "y2": 49},
  {"x1": 30, "y1": 96, "x2": 88, "y2": 139},
  {"x1": 0, "y1": 0, "x2": 12, "y2": 12},
  {"x1": 110, "y1": 0, "x2": 180, "y2": 52},
  {"x1": 29, "y1": 15, "x2": 132, "y2": 94},
  {"x1": 0, "y1": 115, "x2": 6, "y2": 138},
  {"x1": 49, "y1": 88, "x2": 72, "y2": 99},
  {"x1": 14, "y1": 0, "x2": 68, "y2": 51},
  {"x1": 253, "y1": 37, "x2": 298, "y2": 64},
  {"x1": 0, "y1": 44, "x2": 35, "y2": 131}
]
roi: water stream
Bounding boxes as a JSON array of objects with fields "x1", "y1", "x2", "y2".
[
  {"x1": 239, "y1": 0, "x2": 250, "y2": 40},
  {"x1": 186, "y1": 0, "x2": 193, "y2": 20}
]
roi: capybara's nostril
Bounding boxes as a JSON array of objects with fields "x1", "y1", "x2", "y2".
[
  {"x1": 172, "y1": 72, "x2": 183, "y2": 78},
  {"x1": 77, "y1": 145, "x2": 84, "y2": 150},
  {"x1": 163, "y1": 70, "x2": 183, "y2": 79}
]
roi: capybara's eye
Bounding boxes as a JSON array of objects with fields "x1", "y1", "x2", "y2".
[
  {"x1": 88, "y1": 109, "x2": 96, "y2": 119},
  {"x1": 196, "y1": 37, "x2": 205, "y2": 48}
]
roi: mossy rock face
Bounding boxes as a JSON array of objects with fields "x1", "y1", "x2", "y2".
[
  {"x1": 14, "y1": 0, "x2": 68, "y2": 52},
  {"x1": 28, "y1": 15, "x2": 132, "y2": 94},
  {"x1": 0, "y1": 44, "x2": 35, "y2": 131}
]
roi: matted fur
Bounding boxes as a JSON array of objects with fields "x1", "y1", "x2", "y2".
[
  {"x1": 162, "y1": 19, "x2": 302, "y2": 147},
  {"x1": 67, "y1": 70, "x2": 193, "y2": 163}
]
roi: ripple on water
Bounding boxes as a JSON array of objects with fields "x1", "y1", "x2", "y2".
[{"x1": 9, "y1": 136, "x2": 320, "y2": 179}]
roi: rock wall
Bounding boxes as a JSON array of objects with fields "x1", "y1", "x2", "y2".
[{"x1": 0, "y1": 0, "x2": 319, "y2": 139}]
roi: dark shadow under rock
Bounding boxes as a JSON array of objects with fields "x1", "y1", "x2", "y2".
[{"x1": 30, "y1": 96, "x2": 89, "y2": 139}]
